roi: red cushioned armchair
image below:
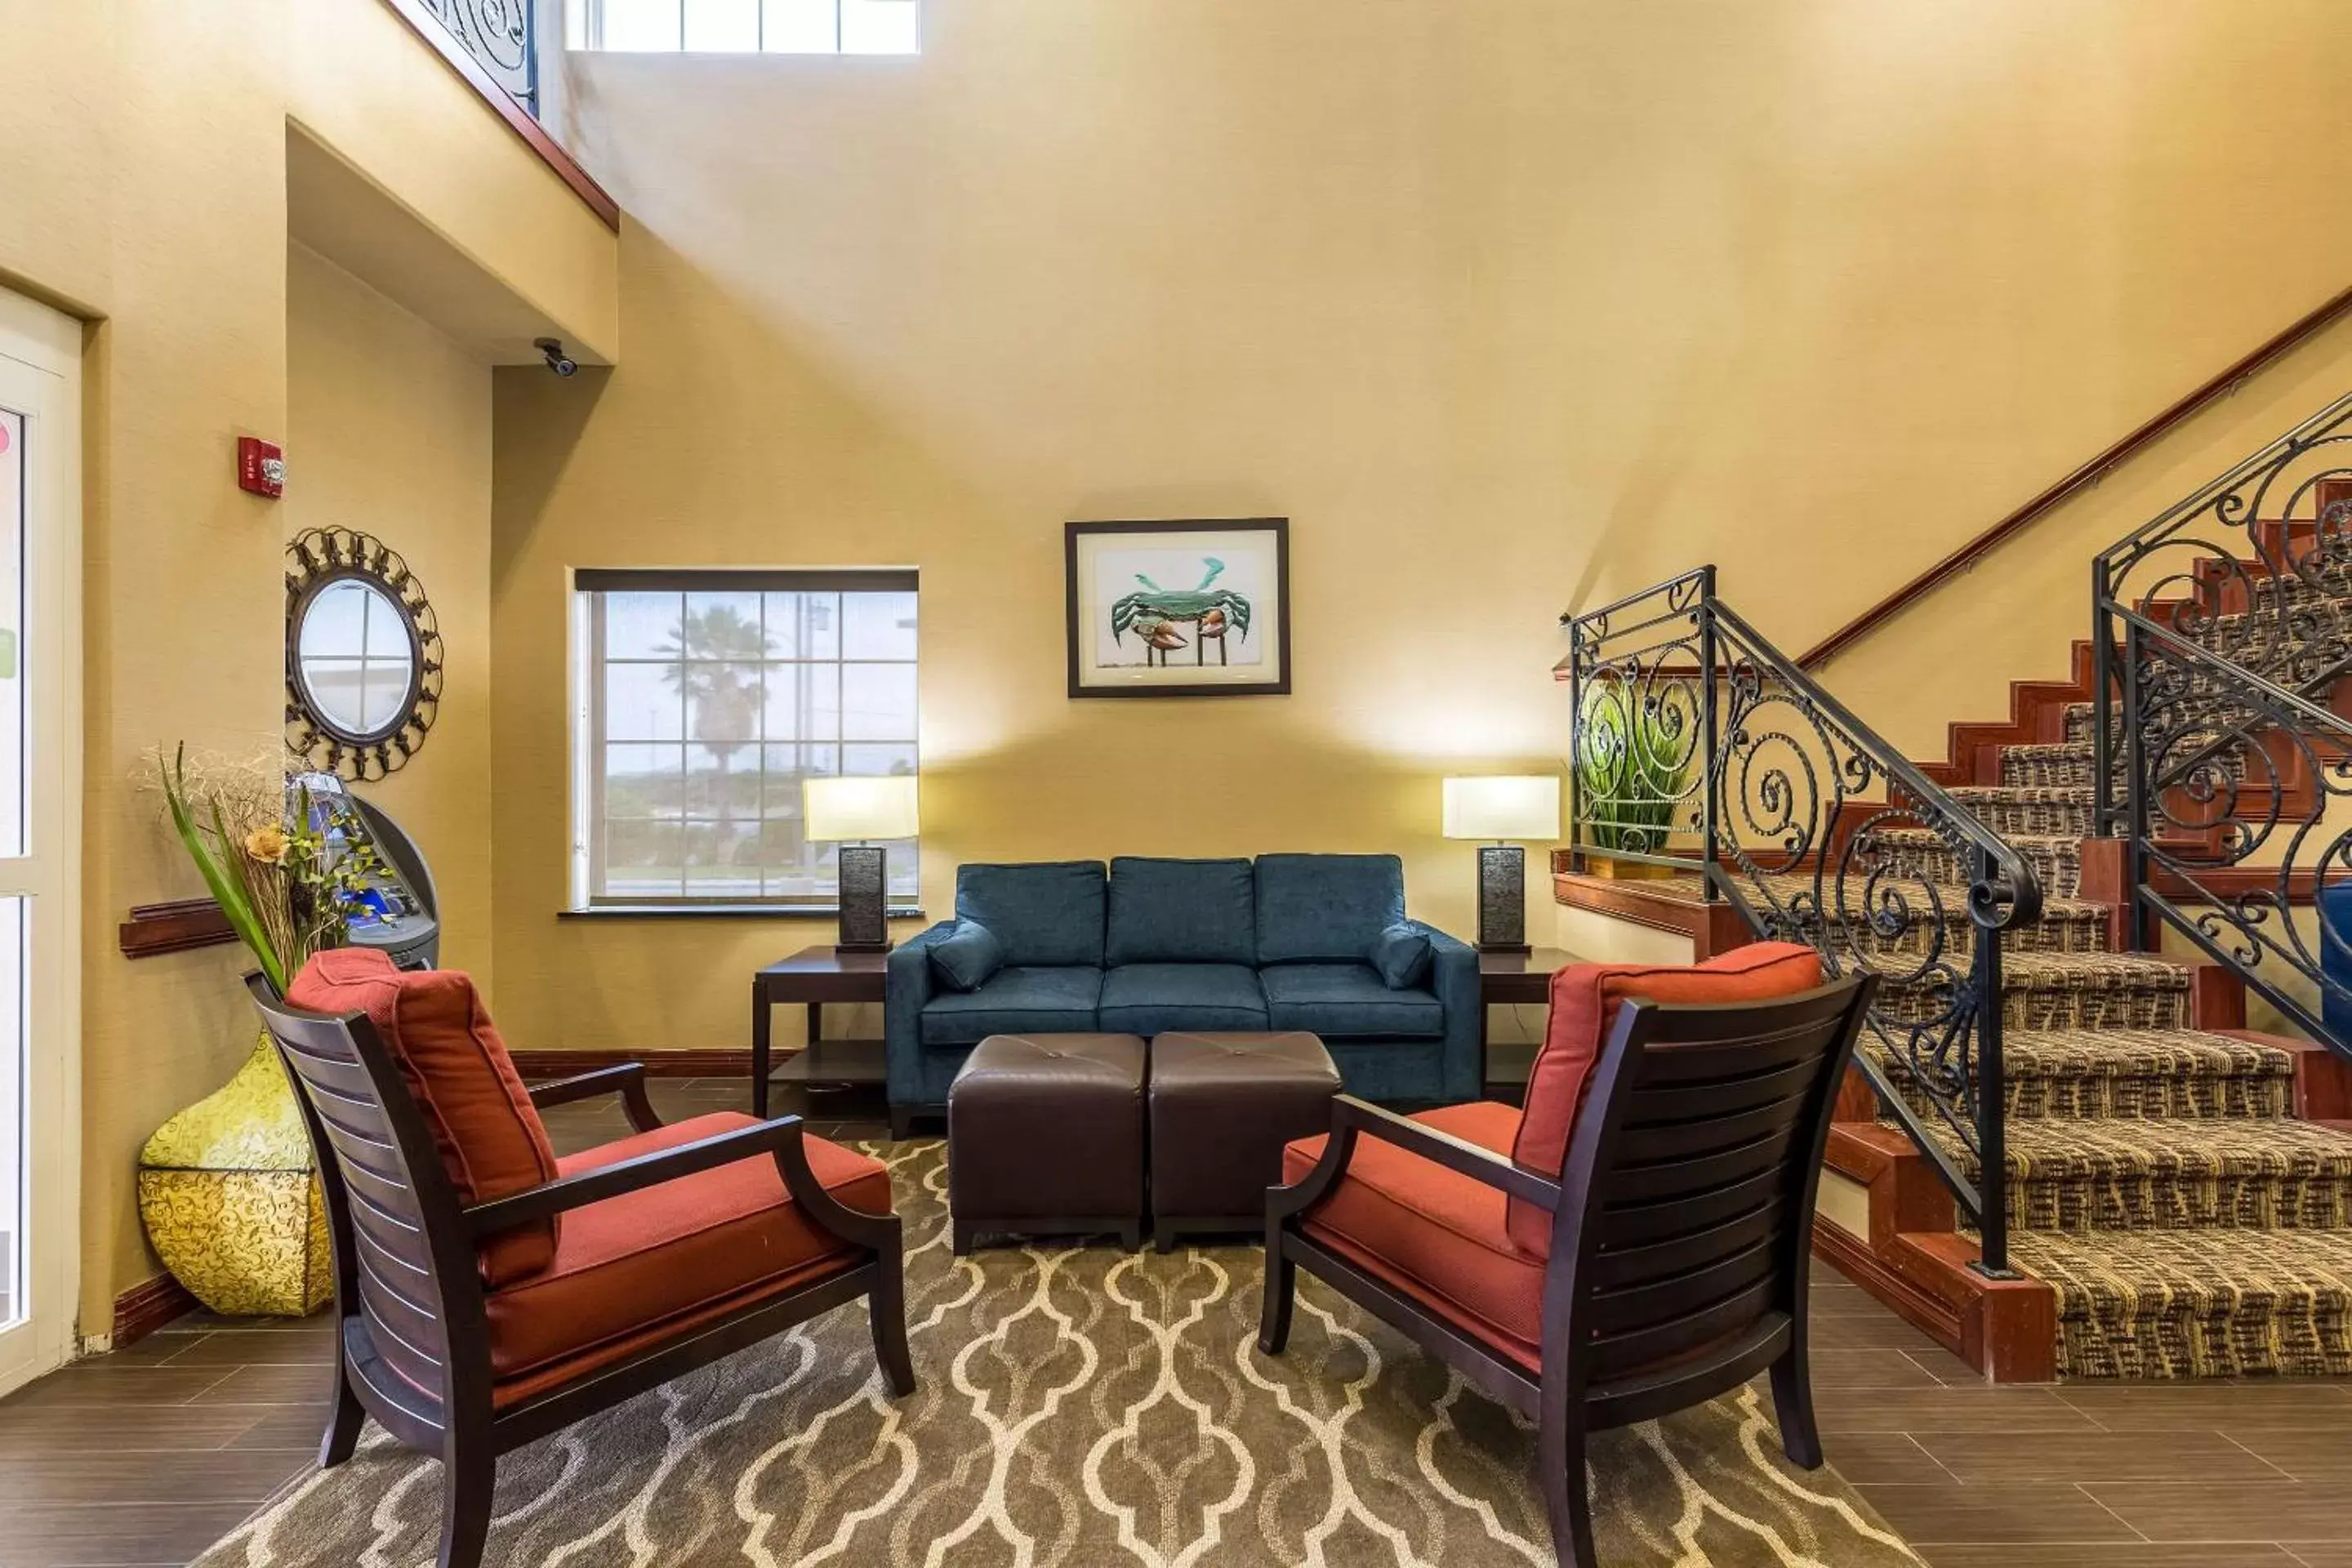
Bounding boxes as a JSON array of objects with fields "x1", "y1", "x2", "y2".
[
  {"x1": 251, "y1": 950, "x2": 914, "y2": 1568},
  {"x1": 1259, "y1": 943, "x2": 1872, "y2": 1568}
]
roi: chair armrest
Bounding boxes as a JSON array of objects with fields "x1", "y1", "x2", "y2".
[
  {"x1": 1269, "y1": 1095, "x2": 1561, "y2": 1224},
  {"x1": 526, "y1": 1064, "x2": 662, "y2": 1133},
  {"x1": 466, "y1": 1117, "x2": 904, "y2": 1264}
]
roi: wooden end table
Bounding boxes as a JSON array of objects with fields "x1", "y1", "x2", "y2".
[
  {"x1": 1480, "y1": 947, "x2": 1572, "y2": 1102},
  {"x1": 751, "y1": 946, "x2": 889, "y2": 1118}
]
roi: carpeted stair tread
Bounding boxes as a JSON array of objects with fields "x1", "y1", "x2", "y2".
[
  {"x1": 1906, "y1": 1113, "x2": 2352, "y2": 1233},
  {"x1": 1748, "y1": 872, "x2": 2109, "y2": 956},
  {"x1": 1948, "y1": 784, "x2": 2097, "y2": 836},
  {"x1": 1873, "y1": 825, "x2": 2083, "y2": 898},
  {"x1": 2012, "y1": 1227, "x2": 2352, "y2": 1378},
  {"x1": 1867, "y1": 948, "x2": 2192, "y2": 1031},
  {"x1": 1880, "y1": 1027, "x2": 2295, "y2": 1120}
]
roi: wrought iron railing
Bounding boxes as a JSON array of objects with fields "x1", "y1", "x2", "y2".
[
  {"x1": 1564, "y1": 567, "x2": 2044, "y2": 1274},
  {"x1": 2093, "y1": 393, "x2": 2352, "y2": 1054},
  {"x1": 419, "y1": 0, "x2": 537, "y2": 113}
]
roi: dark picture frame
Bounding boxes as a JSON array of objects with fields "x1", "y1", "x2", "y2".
[{"x1": 1064, "y1": 518, "x2": 1291, "y2": 699}]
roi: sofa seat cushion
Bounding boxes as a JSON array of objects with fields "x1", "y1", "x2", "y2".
[
  {"x1": 919, "y1": 965, "x2": 1103, "y2": 1045},
  {"x1": 1282, "y1": 1101, "x2": 1540, "y2": 1371},
  {"x1": 485, "y1": 1113, "x2": 891, "y2": 1399},
  {"x1": 287, "y1": 947, "x2": 559, "y2": 1288},
  {"x1": 1106, "y1": 857, "x2": 1258, "y2": 966},
  {"x1": 1260, "y1": 963, "x2": 1444, "y2": 1038},
  {"x1": 1097, "y1": 963, "x2": 1268, "y2": 1036}
]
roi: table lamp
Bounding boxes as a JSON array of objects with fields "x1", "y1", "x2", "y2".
[
  {"x1": 803, "y1": 775, "x2": 920, "y2": 954},
  {"x1": 1441, "y1": 775, "x2": 1561, "y2": 954}
]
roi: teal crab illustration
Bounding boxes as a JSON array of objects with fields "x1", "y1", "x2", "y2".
[{"x1": 1110, "y1": 558, "x2": 1254, "y2": 666}]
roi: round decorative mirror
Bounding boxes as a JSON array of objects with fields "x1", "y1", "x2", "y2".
[{"x1": 285, "y1": 528, "x2": 442, "y2": 779}]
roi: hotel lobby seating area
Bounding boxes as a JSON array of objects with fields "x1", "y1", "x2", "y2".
[{"x1": 10, "y1": 2, "x2": 2352, "y2": 1566}]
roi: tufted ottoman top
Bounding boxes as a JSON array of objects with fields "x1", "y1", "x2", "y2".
[
  {"x1": 1149, "y1": 1032, "x2": 1339, "y2": 1095},
  {"x1": 952, "y1": 1032, "x2": 1146, "y2": 1098}
]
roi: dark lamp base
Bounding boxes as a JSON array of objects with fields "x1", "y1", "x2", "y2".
[{"x1": 1474, "y1": 844, "x2": 1529, "y2": 953}]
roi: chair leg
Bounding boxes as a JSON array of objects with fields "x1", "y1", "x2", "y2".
[
  {"x1": 1537, "y1": 1395, "x2": 1597, "y2": 1568},
  {"x1": 1769, "y1": 1342, "x2": 1824, "y2": 1469},
  {"x1": 436, "y1": 1447, "x2": 495, "y2": 1568},
  {"x1": 1257, "y1": 1230, "x2": 1297, "y2": 1356},
  {"x1": 318, "y1": 1364, "x2": 366, "y2": 1468},
  {"x1": 868, "y1": 1245, "x2": 917, "y2": 1398}
]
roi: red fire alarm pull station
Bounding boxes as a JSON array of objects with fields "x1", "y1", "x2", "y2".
[{"x1": 238, "y1": 436, "x2": 286, "y2": 498}]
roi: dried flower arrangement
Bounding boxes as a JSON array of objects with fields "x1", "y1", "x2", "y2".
[{"x1": 152, "y1": 743, "x2": 382, "y2": 996}]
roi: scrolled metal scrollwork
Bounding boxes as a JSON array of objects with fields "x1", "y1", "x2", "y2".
[
  {"x1": 1563, "y1": 573, "x2": 2041, "y2": 1271},
  {"x1": 418, "y1": 0, "x2": 537, "y2": 110},
  {"x1": 2118, "y1": 606, "x2": 2352, "y2": 1047}
]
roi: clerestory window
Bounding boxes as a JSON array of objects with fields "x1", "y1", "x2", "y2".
[{"x1": 574, "y1": 0, "x2": 920, "y2": 56}]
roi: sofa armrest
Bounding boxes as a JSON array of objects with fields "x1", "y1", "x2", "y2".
[
  {"x1": 884, "y1": 920, "x2": 960, "y2": 1105},
  {"x1": 1405, "y1": 919, "x2": 1482, "y2": 1102}
]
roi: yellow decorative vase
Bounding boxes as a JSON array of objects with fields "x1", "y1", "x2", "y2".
[{"x1": 137, "y1": 1032, "x2": 333, "y2": 1316}]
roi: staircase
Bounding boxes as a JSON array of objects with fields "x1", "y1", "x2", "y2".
[
  {"x1": 1896, "y1": 675, "x2": 2352, "y2": 1378},
  {"x1": 1561, "y1": 510, "x2": 2352, "y2": 1380}
]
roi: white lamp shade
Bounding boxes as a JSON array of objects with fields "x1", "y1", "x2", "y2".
[
  {"x1": 1441, "y1": 775, "x2": 1561, "y2": 840},
  {"x1": 802, "y1": 775, "x2": 920, "y2": 841}
]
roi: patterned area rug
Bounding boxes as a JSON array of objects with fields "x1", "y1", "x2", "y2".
[{"x1": 194, "y1": 1143, "x2": 1918, "y2": 1568}]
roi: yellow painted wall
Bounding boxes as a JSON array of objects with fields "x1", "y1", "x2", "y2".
[
  {"x1": 494, "y1": 0, "x2": 2352, "y2": 1059},
  {"x1": 0, "y1": 0, "x2": 616, "y2": 1331},
  {"x1": 286, "y1": 243, "x2": 496, "y2": 992}
]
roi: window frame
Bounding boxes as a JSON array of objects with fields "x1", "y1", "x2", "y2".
[
  {"x1": 568, "y1": 567, "x2": 920, "y2": 915},
  {"x1": 571, "y1": 0, "x2": 921, "y2": 56}
]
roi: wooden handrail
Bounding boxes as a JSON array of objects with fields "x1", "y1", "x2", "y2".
[
  {"x1": 378, "y1": 0, "x2": 622, "y2": 233},
  {"x1": 1796, "y1": 281, "x2": 2352, "y2": 672}
]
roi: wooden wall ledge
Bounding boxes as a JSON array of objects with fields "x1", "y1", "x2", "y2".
[{"x1": 118, "y1": 898, "x2": 236, "y2": 959}]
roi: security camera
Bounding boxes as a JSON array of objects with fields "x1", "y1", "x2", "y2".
[{"x1": 535, "y1": 337, "x2": 579, "y2": 377}]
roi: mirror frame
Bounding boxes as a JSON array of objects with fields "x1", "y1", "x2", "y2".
[{"x1": 284, "y1": 527, "x2": 443, "y2": 780}]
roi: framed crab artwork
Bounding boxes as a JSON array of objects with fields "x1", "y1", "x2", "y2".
[{"x1": 1064, "y1": 518, "x2": 1291, "y2": 698}]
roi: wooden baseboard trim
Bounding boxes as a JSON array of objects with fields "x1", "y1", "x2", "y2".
[
  {"x1": 511, "y1": 1049, "x2": 754, "y2": 1079},
  {"x1": 1813, "y1": 1218, "x2": 1962, "y2": 1344},
  {"x1": 111, "y1": 1273, "x2": 198, "y2": 1348}
]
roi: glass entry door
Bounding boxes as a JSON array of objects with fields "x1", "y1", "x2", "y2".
[{"x1": 0, "y1": 288, "x2": 81, "y2": 1397}]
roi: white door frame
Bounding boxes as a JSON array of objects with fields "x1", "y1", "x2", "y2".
[{"x1": 0, "y1": 286, "x2": 83, "y2": 1397}]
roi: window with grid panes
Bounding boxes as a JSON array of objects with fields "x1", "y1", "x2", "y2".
[
  {"x1": 572, "y1": 569, "x2": 918, "y2": 907},
  {"x1": 575, "y1": 0, "x2": 919, "y2": 56}
]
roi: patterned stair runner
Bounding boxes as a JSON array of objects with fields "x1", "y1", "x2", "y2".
[{"x1": 1867, "y1": 680, "x2": 2352, "y2": 1378}]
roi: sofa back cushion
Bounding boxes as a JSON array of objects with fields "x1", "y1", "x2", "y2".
[
  {"x1": 287, "y1": 947, "x2": 561, "y2": 1285},
  {"x1": 1254, "y1": 853, "x2": 1406, "y2": 965},
  {"x1": 1106, "y1": 857, "x2": 1256, "y2": 965},
  {"x1": 1505, "y1": 942, "x2": 1823, "y2": 1256},
  {"x1": 955, "y1": 861, "x2": 1108, "y2": 968}
]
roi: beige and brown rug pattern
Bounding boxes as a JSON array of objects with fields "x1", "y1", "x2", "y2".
[{"x1": 196, "y1": 1143, "x2": 1918, "y2": 1568}]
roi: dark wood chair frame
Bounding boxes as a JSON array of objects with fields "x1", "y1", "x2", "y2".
[
  {"x1": 1259, "y1": 975, "x2": 1875, "y2": 1568},
  {"x1": 247, "y1": 975, "x2": 916, "y2": 1568}
]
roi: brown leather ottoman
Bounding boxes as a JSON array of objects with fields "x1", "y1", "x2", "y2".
[
  {"x1": 948, "y1": 1032, "x2": 1147, "y2": 1253},
  {"x1": 1148, "y1": 1032, "x2": 1340, "y2": 1250}
]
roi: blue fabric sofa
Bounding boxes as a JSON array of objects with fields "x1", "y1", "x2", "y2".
[{"x1": 884, "y1": 854, "x2": 1478, "y2": 1130}]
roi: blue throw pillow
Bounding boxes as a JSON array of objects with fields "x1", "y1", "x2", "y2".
[
  {"x1": 1369, "y1": 922, "x2": 1432, "y2": 990},
  {"x1": 929, "y1": 920, "x2": 1004, "y2": 992}
]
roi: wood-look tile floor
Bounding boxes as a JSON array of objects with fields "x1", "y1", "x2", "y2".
[{"x1": 3, "y1": 1076, "x2": 2349, "y2": 1567}]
